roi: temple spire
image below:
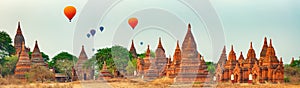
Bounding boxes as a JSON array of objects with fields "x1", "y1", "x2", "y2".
[
  {"x1": 264, "y1": 37, "x2": 268, "y2": 46},
  {"x1": 222, "y1": 46, "x2": 226, "y2": 53},
  {"x1": 247, "y1": 42, "x2": 256, "y2": 59},
  {"x1": 188, "y1": 23, "x2": 191, "y2": 31},
  {"x1": 239, "y1": 52, "x2": 244, "y2": 60},
  {"x1": 230, "y1": 45, "x2": 234, "y2": 52},
  {"x1": 291, "y1": 57, "x2": 295, "y2": 64},
  {"x1": 238, "y1": 51, "x2": 244, "y2": 64},
  {"x1": 280, "y1": 57, "x2": 283, "y2": 64},
  {"x1": 17, "y1": 21, "x2": 22, "y2": 35},
  {"x1": 217, "y1": 45, "x2": 227, "y2": 66},
  {"x1": 130, "y1": 40, "x2": 135, "y2": 50},
  {"x1": 33, "y1": 40, "x2": 40, "y2": 53},
  {"x1": 146, "y1": 45, "x2": 151, "y2": 57},
  {"x1": 260, "y1": 37, "x2": 269, "y2": 58},
  {"x1": 82, "y1": 45, "x2": 85, "y2": 52},
  {"x1": 129, "y1": 40, "x2": 137, "y2": 58},
  {"x1": 269, "y1": 39, "x2": 273, "y2": 48},
  {"x1": 228, "y1": 45, "x2": 236, "y2": 61},
  {"x1": 250, "y1": 42, "x2": 253, "y2": 49},
  {"x1": 157, "y1": 37, "x2": 165, "y2": 52},
  {"x1": 78, "y1": 45, "x2": 88, "y2": 60},
  {"x1": 176, "y1": 40, "x2": 180, "y2": 49}
]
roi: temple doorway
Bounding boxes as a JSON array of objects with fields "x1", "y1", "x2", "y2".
[{"x1": 84, "y1": 73, "x2": 87, "y2": 80}]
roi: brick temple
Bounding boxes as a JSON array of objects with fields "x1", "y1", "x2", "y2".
[
  {"x1": 14, "y1": 22, "x2": 30, "y2": 57},
  {"x1": 13, "y1": 22, "x2": 49, "y2": 81},
  {"x1": 31, "y1": 41, "x2": 48, "y2": 68},
  {"x1": 75, "y1": 45, "x2": 93, "y2": 80},
  {"x1": 136, "y1": 24, "x2": 210, "y2": 83},
  {"x1": 14, "y1": 42, "x2": 31, "y2": 81},
  {"x1": 215, "y1": 37, "x2": 284, "y2": 83}
]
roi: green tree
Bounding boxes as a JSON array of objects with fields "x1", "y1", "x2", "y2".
[
  {"x1": 137, "y1": 51, "x2": 155, "y2": 59},
  {"x1": 49, "y1": 52, "x2": 77, "y2": 72},
  {"x1": 55, "y1": 59, "x2": 73, "y2": 81},
  {"x1": 0, "y1": 55, "x2": 18, "y2": 77},
  {"x1": 206, "y1": 62, "x2": 215, "y2": 74},
  {"x1": 0, "y1": 31, "x2": 15, "y2": 61},
  {"x1": 94, "y1": 46, "x2": 132, "y2": 75},
  {"x1": 125, "y1": 59, "x2": 137, "y2": 76},
  {"x1": 27, "y1": 64, "x2": 54, "y2": 83},
  {"x1": 28, "y1": 52, "x2": 50, "y2": 62},
  {"x1": 290, "y1": 58, "x2": 300, "y2": 68},
  {"x1": 95, "y1": 47, "x2": 112, "y2": 71},
  {"x1": 112, "y1": 46, "x2": 130, "y2": 74}
]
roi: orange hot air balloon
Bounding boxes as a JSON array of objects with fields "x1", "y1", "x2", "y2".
[
  {"x1": 128, "y1": 17, "x2": 138, "y2": 29},
  {"x1": 64, "y1": 6, "x2": 77, "y2": 22}
]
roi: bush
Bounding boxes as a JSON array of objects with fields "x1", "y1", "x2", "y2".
[{"x1": 284, "y1": 77, "x2": 290, "y2": 83}]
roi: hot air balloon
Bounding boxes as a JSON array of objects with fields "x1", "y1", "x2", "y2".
[
  {"x1": 99, "y1": 26, "x2": 104, "y2": 32},
  {"x1": 64, "y1": 6, "x2": 77, "y2": 22},
  {"x1": 87, "y1": 33, "x2": 91, "y2": 38},
  {"x1": 128, "y1": 17, "x2": 138, "y2": 29},
  {"x1": 90, "y1": 29, "x2": 96, "y2": 36},
  {"x1": 140, "y1": 42, "x2": 143, "y2": 45}
]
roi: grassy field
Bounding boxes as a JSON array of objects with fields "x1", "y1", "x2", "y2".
[{"x1": 1, "y1": 78, "x2": 300, "y2": 88}]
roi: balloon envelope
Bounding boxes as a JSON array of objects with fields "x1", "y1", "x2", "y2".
[
  {"x1": 64, "y1": 6, "x2": 76, "y2": 22},
  {"x1": 87, "y1": 33, "x2": 91, "y2": 38},
  {"x1": 100, "y1": 26, "x2": 104, "y2": 32},
  {"x1": 90, "y1": 29, "x2": 96, "y2": 36},
  {"x1": 128, "y1": 17, "x2": 138, "y2": 29},
  {"x1": 140, "y1": 42, "x2": 143, "y2": 45}
]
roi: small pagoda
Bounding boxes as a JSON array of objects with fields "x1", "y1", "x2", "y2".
[
  {"x1": 98, "y1": 61, "x2": 112, "y2": 80},
  {"x1": 31, "y1": 40, "x2": 47, "y2": 67},
  {"x1": 14, "y1": 42, "x2": 31, "y2": 81},
  {"x1": 137, "y1": 45, "x2": 152, "y2": 76}
]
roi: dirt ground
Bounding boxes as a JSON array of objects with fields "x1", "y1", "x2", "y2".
[{"x1": 2, "y1": 78, "x2": 300, "y2": 88}]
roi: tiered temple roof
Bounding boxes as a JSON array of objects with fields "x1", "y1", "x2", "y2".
[
  {"x1": 31, "y1": 41, "x2": 47, "y2": 67},
  {"x1": 154, "y1": 38, "x2": 167, "y2": 77},
  {"x1": 244, "y1": 42, "x2": 258, "y2": 68},
  {"x1": 98, "y1": 61, "x2": 112, "y2": 80},
  {"x1": 14, "y1": 22, "x2": 30, "y2": 56},
  {"x1": 175, "y1": 24, "x2": 210, "y2": 83},
  {"x1": 263, "y1": 39, "x2": 279, "y2": 65},
  {"x1": 225, "y1": 45, "x2": 237, "y2": 68},
  {"x1": 14, "y1": 42, "x2": 31, "y2": 81}
]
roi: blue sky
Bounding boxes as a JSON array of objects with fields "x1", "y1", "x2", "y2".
[{"x1": 0, "y1": 0, "x2": 299, "y2": 64}]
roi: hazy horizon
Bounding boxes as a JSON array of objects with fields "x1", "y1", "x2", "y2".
[{"x1": 0, "y1": 0, "x2": 299, "y2": 64}]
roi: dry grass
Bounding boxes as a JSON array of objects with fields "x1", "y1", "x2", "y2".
[
  {"x1": 0, "y1": 83, "x2": 73, "y2": 88},
  {"x1": 215, "y1": 82, "x2": 300, "y2": 88},
  {"x1": 1, "y1": 78, "x2": 300, "y2": 88}
]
